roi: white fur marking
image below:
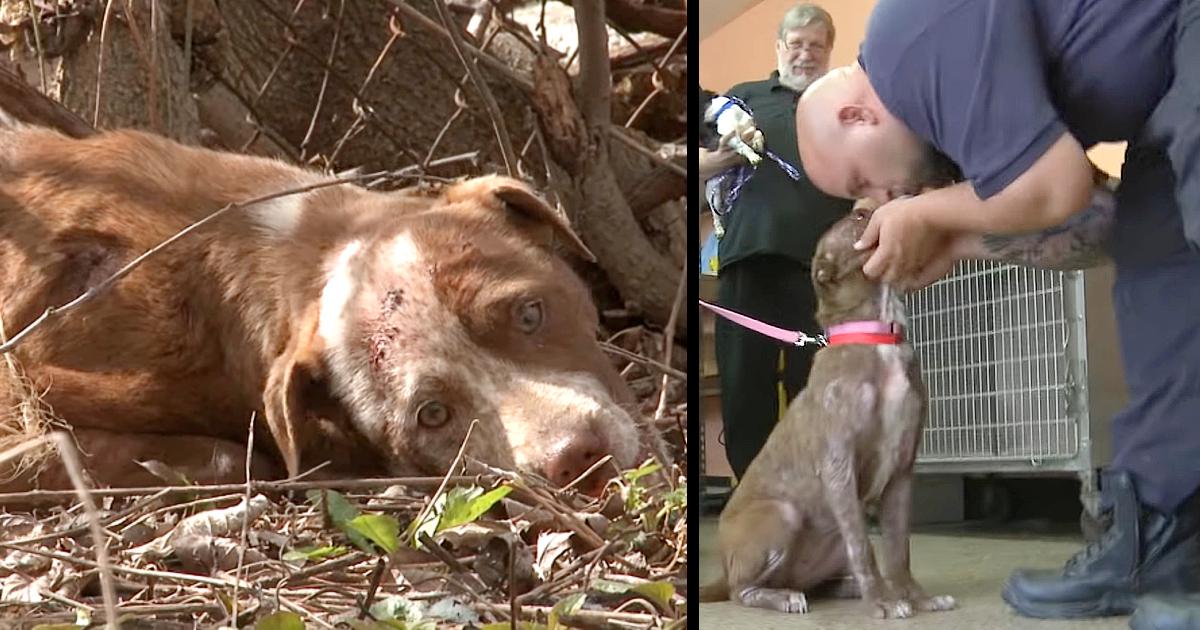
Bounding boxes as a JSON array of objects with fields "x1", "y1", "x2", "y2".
[
  {"x1": 317, "y1": 240, "x2": 364, "y2": 348},
  {"x1": 862, "y1": 284, "x2": 916, "y2": 500},
  {"x1": 0, "y1": 108, "x2": 20, "y2": 128},
  {"x1": 249, "y1": 194, "x2": 307, "y2": 236}
]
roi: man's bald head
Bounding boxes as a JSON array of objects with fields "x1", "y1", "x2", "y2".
[{"x1": 795, "y1": 63, "x2": 956, "y2": 203}]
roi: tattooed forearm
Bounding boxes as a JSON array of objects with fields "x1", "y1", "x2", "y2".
[{"x1": 975, "y1": 184, "x2": 1116, "y2": 271}]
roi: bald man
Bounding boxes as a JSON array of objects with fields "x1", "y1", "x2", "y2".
[{"x1": 793, "y1": 0, "x2": 1200, "y2": 627}]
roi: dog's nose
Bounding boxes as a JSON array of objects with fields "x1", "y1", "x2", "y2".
[{"x1": 543, "y1": 431, "x2": 610, "y2": 495}]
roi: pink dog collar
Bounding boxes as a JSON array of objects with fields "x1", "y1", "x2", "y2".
[{"x1": 824, "y1": 321, "x2": 905, "y2": 346}]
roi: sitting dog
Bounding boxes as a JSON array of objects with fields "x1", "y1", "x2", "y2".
[
  {"x1": 0, "y1": 114, "x2": 667, "y2": 494},
  {"x1": 699, "y1": 207, "x2": 956, "y2": 619}
]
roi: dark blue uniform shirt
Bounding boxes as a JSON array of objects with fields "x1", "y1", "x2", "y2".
[{"x1": 860, "y1": 0, "x2": 1178, "y2": 200}]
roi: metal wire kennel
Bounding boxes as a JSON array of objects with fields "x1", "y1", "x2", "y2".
[{"x1": 904, "y1": 260, "x2": 1128, "y2": 520}]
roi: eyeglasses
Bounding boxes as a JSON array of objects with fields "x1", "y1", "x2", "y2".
[{"x1": 782, "y1": 40, "x2": 828, "y2": 53}]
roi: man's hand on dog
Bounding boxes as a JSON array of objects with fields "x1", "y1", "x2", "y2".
[{"x1": 854, "y1": 195, "x2": 962, "y2": 291}]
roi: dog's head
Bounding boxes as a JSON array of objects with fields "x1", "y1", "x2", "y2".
[
  {"x1": 264, "y1": 176, "x2": 656, "y2": 494},
  {"x1": 811, "y1": 202, "x2": 882, "y2": 326}
]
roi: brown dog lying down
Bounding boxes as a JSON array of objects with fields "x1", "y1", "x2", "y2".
[
  {"x1": 0, "y1": 122, "x2": 667, "y2": 494},
  {"x1": 699, "y1": 208, "x2": 956, "y2": 619}
]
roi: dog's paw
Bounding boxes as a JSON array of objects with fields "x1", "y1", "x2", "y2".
[
  {"x1": 915, "y1": 594, "x2": 957, "y2": 612},
  {"x1": 868, "y1": 598, "x2": 914, "y2": 619},
  {"x1": 773, "y1": 590, "x2": 809, "y2": 614},
  {"x1": 738, "y1": 587, "x2": 809, "y2": 613}
]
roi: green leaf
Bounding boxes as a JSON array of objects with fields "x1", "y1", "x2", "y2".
[
  {"x1": 479, "y1": 624, "x2": 546, "y2": 630},
  {"x1": 307, "y1": 489, "x2": 361, "y2": 525},
  {"x1": 591, "y1": 578, "x2": 632, "y2": 594},
  {"x1": 548, "y1": 592, "x2": 586, "y2": 630},
  {"x1": 622, "y1": 459, "x2": 662, "y2": 484},
  {"x1": 437, "y1": 485, "x2": 512, "y2": 532},
  {"x1": 631, "y1": 581, "x2": 675, "y2": 610},
  {"x1": 347, "y1": 514, "x2": 401, "y2": 554},
  {"x1": 403, "y1": 491, "x2": 449, "y2": 547},
  {"x1": 282, "y1": 545, "x2": 349, "y2": 564},
  {"x1": 256, "y1": 611, "x2": 306, "y2": 630},
  {"x1": 404, "y1": 510, "x2": 439, "y2": 548},
  {"x1": 307, "y1": 489, "x2": 374, "y2": 553}
]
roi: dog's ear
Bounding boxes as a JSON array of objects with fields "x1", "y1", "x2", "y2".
[
  {"x1": 445, "y1": 175, "x2": 596, "y2": 262},
  {"x1": 263, "y1": 306, "x2": 326, "y2": 478},
  {"x1": 813, "y1": 251, "x2": 838, "y2": 286}
]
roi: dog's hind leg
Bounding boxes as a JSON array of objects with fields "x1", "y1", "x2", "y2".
[
  {"x1": 719, "y1": 498, "x2": 810, "y2": 613},
  {"x1": 877, "y1": 471, "x2": 957, "y2": 612}
]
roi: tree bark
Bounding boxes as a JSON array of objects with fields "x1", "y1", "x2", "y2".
[{"x1": 1, "y1": 0, "x2": 201, "y2": 140}]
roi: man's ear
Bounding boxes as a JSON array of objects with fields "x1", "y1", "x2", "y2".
[
  {"x1": 263, "y1": 305, "x2": 325, "y2": 478},
  {"x1": 837, "y1": 103, "x2": 878, "y2": 126},
  {"x1": 445, "y1": 175, "x2": 596, "y2": 262}
]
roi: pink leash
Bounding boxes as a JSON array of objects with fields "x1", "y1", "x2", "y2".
[{"x1": 699, "y1": 300, "x2": 905, "y2": 347}]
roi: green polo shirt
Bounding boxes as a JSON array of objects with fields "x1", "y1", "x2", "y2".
[{"x1": 718, "y1": 72, "x2": 854, "y2": 268}]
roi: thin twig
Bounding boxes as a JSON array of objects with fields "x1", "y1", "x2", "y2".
[
  {"x1": 0, "y1": 474, "x2": 491, "y2": 504},
  {"x1": 299, "y1": 0, "x2": 345, "y2": 158},
  {"x1": 381, "y1": 0, "x2": 684, "y2": 178},
  {"x1": 50, "y1": 432, "x2": 120, "y2": 629},
  {"x1": 326, "y1": 12, "x2": 406, "y2": 167},
  {"x1": 406, "y1": 419, "x2": 480, "y2": 545},
  {"x1": 5, "y1": 487, "x2": 173, "y2": 546},
  {"x1": 0, "y1": 542, "x2": 254, "y2": 589},
  {"x1": 467, "y1": 461, "x2": 605, "y2": 551},
  {"x1": 515, "y1": 540, "x2": 614, "y2": 604},
  {"x1": 232, "y1": 411, "x2": 257, "y2": 623},
  {"x1": 431, "y1": 0, "x2": 518, "y2": 176},
  {"x1": 598, "y1": 342, "x2": 684, "y2": 380},
  {"x1": 417, "y1": 532, "x2": 490, "y2": 592},
  {"x1": 624, "y1": 87, "x2": 660, "y2": 129},
  {"x1": 357, "y1": 557, "x2": 387, "y2": 619},
  {"x1": 653, "y1": 264, "x2": 686, "y2": 423},
  {"x1": 148, "y1": 0, "x2": 162, "y2": 134},
  {"x1": 610, "y1": 127, "x2": 686, "y2": 178},
  {"x1": 182, "y1": 0, "x2": 193, "y2": 96},
  {"x1": 280, "y1": 596, "x2": 336, "y2": 629},
  {"x1": 92, "y1": 0, "x2": 117, "y2": 126},
  {"x1": 0, "y1": 434, "x2": 49, "y2": 474},
  {"x1": 24, "y1": 0, "x2": 46, "y2": 94}
]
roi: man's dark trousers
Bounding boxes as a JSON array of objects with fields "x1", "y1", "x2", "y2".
[
  {"x1": 713, "y1": 254, "x2": 819, "y2": 479},
  {"x1": 1108, "y1": 0, "x2": 1200, "y2": 514}
]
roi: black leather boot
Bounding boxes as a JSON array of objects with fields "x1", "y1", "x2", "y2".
[
  {"x1": 1130, "y1": 594, "x2": 1200, "y2": 630},
  {"x1": 1002, "y1": 470, "x2": 1200, "y2": 619}
]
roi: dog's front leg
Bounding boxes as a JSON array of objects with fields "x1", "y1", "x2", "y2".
[
  {"x1": 878, "y1": 472, "x2": 957, "y2": 612},
  {"x1": 822, "y1": 448, "x2": 913, "y2": 619}
]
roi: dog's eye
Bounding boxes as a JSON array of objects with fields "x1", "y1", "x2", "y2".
[
  {"x1": 514, "y1": 298, "x2": 544, "y2": 334},
  {"x1": 416, "y1": 400, "x2": 451, "y2": 428}
]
